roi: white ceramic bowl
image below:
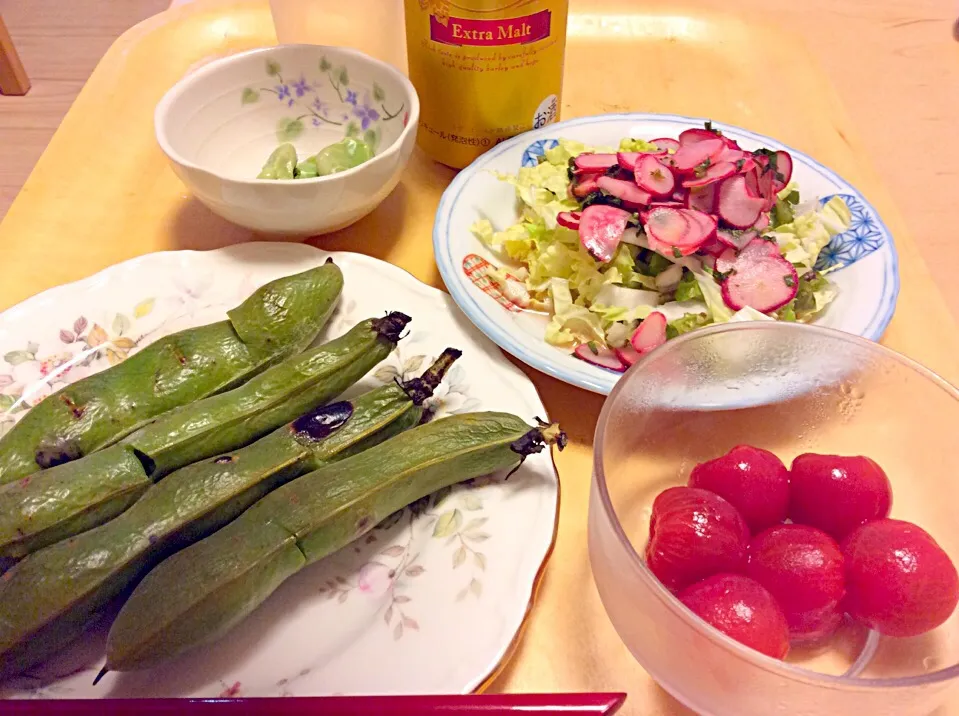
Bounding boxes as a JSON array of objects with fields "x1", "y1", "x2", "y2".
[{"x1": 155, "y1": 45, "x2": 418, "y2": 235}]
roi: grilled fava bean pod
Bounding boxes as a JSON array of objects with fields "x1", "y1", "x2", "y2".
[
  {"x1": 105, "y1": 412, "x2": 566, "y2": 672},
  {"x1": 0, "y1": 262, "x2": 344, "y2": 485},
  {"x1": 0, "y1": 314, "x2": 410, "y2": 560},
  {"x1": 0, "y1": 350, "x2": 459, "y2": 680}
]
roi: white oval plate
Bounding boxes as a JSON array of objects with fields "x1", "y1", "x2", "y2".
[
  {"x1": 434, "y1": 113, "x2": 900, "y2": 395},
  {"x1": 0, "y1": 243, "x2": 558, "y2": 699}
]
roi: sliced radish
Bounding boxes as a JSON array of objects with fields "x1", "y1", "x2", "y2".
[
  {"x1": 574, "y1": 343, "x2": 626, "y2": 372},
  {"x1": 715, "y1": 247, "x2": 738, "y2": 274},
  {"x1": 571, "y1": 175, "x2": 602, "y2": 199},
  {"x1": 650, "y1": 137, "x2": 681, "y2": 153},
  {"x1": 736, "y1": 229, "x2": 759, "y2": 246},
  {"x1": 617, "y1": 151, "x2": 666, "y2": 171},
  {"x1": 748, "y1": 155, "x2": 778, "y2": 208},
  {"x1": 644, "y1": 207, "x2": 691, "y2": 247},
  {"x1": 616, "y1": 152, "x2": 641, "y2": 171},
  {"x1": 717, "y1": 175, "x2": 766, "y2": 229},
  {"x1": 773, "y1": 150, "x2": 792, "y2": 190},
  {"x1": 680, "y1": 209, "x2": 717, "y2": 242},
  {"x1": 668, "y1": 138, "x2": 724, "y2": 173},
  {"x1": 578, "y1": 204, "x2": 631, "y2": 262},
  {"x1": 715, "y1": 146, "x2": 745, "y2": 165},
  {"x1": 597, "y1": 175, "x2": 652, "y2": 206},
  {"x1": 645, "y1": 207, "x2": 713, "y2": 257},
  {"x1": 634, "y1": 155, "x2": 676, "y2": 197},
  {"x1": 682, "y1": 161, "x2": 737, "y2": 188},
  {"x1": 672, "y1": 188, "x2": 689, "y2": 204},
  {"x1": 646, "y1": 233, "x2": 692, "y2": 259},
  {"x1": 573, "y1": 153, "x2": 619, "y2": 173},
  {"x1": 720, "y1": 135, "x2": 741, "y2": 149},
  {"x1": 679, "y1": 128, "x2": 722, "y2": 146},
  {"x1": 631, "y1": 312, "x2": 668, "y2": 354},
  {"x1": 700, "y1": 236, "x2": 726, "y2": 257},
  {"x1": 614, "y1": 343, "x2": 642, "y2": 367},
  {"x1": 556, "y1": 211, "x2": 581, "y2": 230},
  {"x1": 752, "y1": 213, "x2": 770, "y2": 232},
  {"x1": 757, "y1": 170, "x2": 777, "y2": 208},
  {"x1": 686, "y1": 184, "x2": 717, "y2": 213},
  {"x1": 716, "y1": 228, "x2": 758, "y2": 251},
  {"x1": 741, "y1": 237, "x2": 782, "y2": 260},
  {"x1": 715, "y1": 230, "x2": 737, "y2": 249},
  {"x1": 744, "y1": 167, "x2": 762, "y2": 199},
  {"x1": 648, "y1": 201, "x2": 685, "y2": 210},
  {"x1": 715, "y1": 238, "x2": 780, "y2": 276},
  {"x1": 721, "y1": 241, "x2": 799, "y2": 313}
]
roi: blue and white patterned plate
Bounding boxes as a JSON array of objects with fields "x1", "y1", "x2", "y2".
[{"x1": 433, "y1": 113, "x2": 900, "y2": 395}]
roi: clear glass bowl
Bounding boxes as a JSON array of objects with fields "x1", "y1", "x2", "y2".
[{"x1": 588, "y1": 323, "x2": 959, "y2": 716}]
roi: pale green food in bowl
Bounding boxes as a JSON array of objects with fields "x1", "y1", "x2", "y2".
[
  {"x1": 257, "y1": 138, "x2": 374, "y2": 180},
  {"x1": 154, "y1": 44, "x2": 419, "y2": 234}
]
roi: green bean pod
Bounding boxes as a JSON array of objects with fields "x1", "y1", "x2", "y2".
[
  {"x1": 104, "y1": 412, "x2": 566, "y2": 673},
  {"x1": 0, "y1": 314, "x2": 411, "y2": 559},
  {"x1": 0, "y1": 262, "x2": 344, "y2": 485},
  {"x1": 0, "y1": 445, "x2": 148, "y2": 560},
  {"x1": 0, "y1": 350, "x2": 459, "y2": 680}
]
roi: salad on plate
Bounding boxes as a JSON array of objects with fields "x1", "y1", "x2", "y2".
[{"x1": 470, "y1": 123, "x2": 852, "y2": 372}]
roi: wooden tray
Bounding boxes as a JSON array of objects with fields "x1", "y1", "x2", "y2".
[{"x1": 0, "y1": 1, "x2": 957, "y2": 713}]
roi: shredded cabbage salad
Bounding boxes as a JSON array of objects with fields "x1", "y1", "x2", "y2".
[{"x1": 470, "y1": 136, "x2": 851, "y2": 354}]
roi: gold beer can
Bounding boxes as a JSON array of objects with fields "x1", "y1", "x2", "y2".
[{"x1": 404, "y1": 0, "x2": 569, "y2": 168}]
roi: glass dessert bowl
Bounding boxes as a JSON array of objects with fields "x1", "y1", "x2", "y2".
[{"x1": 589, "y1": 322, "x2": 959, "y2": 716}]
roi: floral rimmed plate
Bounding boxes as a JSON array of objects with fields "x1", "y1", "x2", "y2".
[
  {"x1": 0, "y1": 243, "x2": 558, "y2": 699},
  {"x1": 433, "y1": 113, "x2": 900, "y2": 395}
]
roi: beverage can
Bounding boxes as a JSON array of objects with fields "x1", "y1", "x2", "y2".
[{"x1": 404, "y1": 0, "x2": 569, "y2": 168}]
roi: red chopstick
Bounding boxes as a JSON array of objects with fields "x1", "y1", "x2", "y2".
[{"x1": 3, "y1": 693, "x2": 627, "y2": 714}]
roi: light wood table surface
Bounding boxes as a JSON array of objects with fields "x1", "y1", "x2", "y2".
[
  {"x1": 0, "y1": 0, "x2": 169, "y2": 211},
  {"x1": 0, "y1": 1, "x2": 958, "y2": 714}
]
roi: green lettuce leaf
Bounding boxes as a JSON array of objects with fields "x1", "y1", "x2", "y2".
[
  {"x1": 544, "y1": 278, "x2": 606, "y2": 347},
  {"x1": 605, "y1": 321, "x2": 636, "y2": 348},
  {"x1": 470, "y1": 219, "x2": 536, "y2": 262},
  {"x1": 619, "y1": 137, "x2": 660, "y2": 153},
  {"x1": 729, "y1": 306, "x2": 776, "y2": 322},
  {"x1": 675, "y1": 271, "x2": 704, "y2": 302},
  {"x1": 766, "y1": 195, "x2": 851, "y2": 272},
  {"x1": 666, "y1": 313, "x2": 711, "y2": 339},
  {"x1": 792, "y1": 271, "x2": 837, "y2": 321},
  {"x1": 609, "y1": 243, "x2": 654, "y2": 289},
  {"x1": 692, "y1": 269, "x2": 734, "y2": 323},
  {"x1": 590, "y1": 303, "x2": 656, "y2": 326},
  {"x1": 494, "y1": 161, "x2": 579, "y2": 229},
  {"x1": 543, "y1": 139, "x2": 613, "y2": 166}
]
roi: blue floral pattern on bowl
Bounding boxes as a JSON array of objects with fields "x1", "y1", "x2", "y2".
[
  {"x1": 520, "y1": 139, "x2": 559, "y2": 168},
  {"x1": 815, "y1": 193, "x2": 885, "y2": 271},
  {"x1": 241, "y1": 56, "x2": 408, "y2": 151}
]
